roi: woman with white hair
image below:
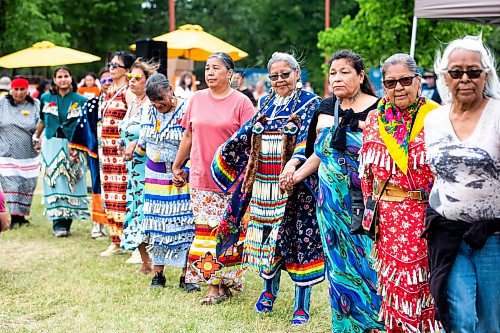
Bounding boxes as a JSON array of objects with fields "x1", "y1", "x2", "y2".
[
  {"x1": 423, "y1": 35, "x2": 500, "y2": 333},
  {"x1": 211, "y1": 52, "x2": 324, "y2": 325}
]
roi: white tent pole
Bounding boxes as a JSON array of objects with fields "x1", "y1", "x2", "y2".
[{"x1": 410, "y1": 16, "x2": 418, "y2": 58}]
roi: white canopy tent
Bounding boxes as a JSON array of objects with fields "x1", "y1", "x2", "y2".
[{"x1": 410, "y1": 0, "x2": 500, "y2": 56}]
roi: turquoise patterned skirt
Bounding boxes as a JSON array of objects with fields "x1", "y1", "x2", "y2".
[
  {"x1": 315, "y1": 127, "x2": 382, "y2": 332},
  {"x1": 41, "y1": 137, "x2": 89, "y2": 221},
  {"x1": 121, "y1": 153, "x2": 147, "y2": 250}
]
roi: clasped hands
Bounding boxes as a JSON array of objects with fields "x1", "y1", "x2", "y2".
[
  {"x1": 117, "y1": 141, "x2": 136, "y2": 161},
  {"x1": 172, "y1": 167, "x2": 188, "y2": 187},
  {"x1": 279, "y1": 161, "x2": 298, "y2": 192}
]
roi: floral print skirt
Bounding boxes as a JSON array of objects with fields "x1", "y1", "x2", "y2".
[{"x1": 185, "y1": 189, "x2": 246, "y2": 291}]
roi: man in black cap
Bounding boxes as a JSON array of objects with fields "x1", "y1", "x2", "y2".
[{"x1": 421, "y1": 69, "x2": 442, "y2": 104}]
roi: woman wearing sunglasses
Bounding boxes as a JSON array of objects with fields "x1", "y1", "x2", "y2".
[
  {"x1": 211, "y1": 52, "x2": 324, "y2": 325},
  {"x1": 358, "y1": 54, "x2": 440, "y2": 332},
  {"x1": 98, "y1": 51, "x2": 136, "y2": 257},
  {"x1": 423, "y1": 36, "x2": 500, "y2": 333},
  {"x1": 117, "y1": 58, "x2": 157, "y2": 271},
  {"x1": 70, "y1": 68, "x2": 113, "y2": 239}
]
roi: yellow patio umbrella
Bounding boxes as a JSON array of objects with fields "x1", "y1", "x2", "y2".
[
  {"x1": 130, "y1": 24, "x2": 248, "y2": 61},
  {"x1": 0, "y1": 41, "x2": 101, "y2": 68}
]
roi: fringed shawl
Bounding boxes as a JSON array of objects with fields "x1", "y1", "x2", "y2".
[
  {"x1": 212, "y1": 90, "x2": 321, "y2": 255},
  {"x1": 359, "y1": 98, "x2": 439, "y2": 177},
  {"x1": 211, "y1": 90, "x2": 321, "y2": 192}
]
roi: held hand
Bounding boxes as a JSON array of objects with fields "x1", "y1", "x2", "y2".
[
  {"x1": 172, "y1": 168, "x2": 188, "y2": 187},
  {"x1": 69, "y1": 148, "x2": 79, "y2": 163},
  {"x1": 281, "y1": 162, "x2": 296, "y2": 183},
  {"x1": 279, "y1": 163, "x2": 297, "y2": 191},
  {"x1": 123, "y1": 143, "x2": 136, "y2": 161},
  {"x1": 116, "y1": 144, "x2": 125, "y2": 158}
]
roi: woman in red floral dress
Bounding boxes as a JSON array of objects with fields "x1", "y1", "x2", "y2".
[{"x1": 359, "y1": 53, "x2": 440, "y2": 332}]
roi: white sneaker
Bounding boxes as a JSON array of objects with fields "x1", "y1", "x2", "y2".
[
  {"x1": 126, "y1": 249, "x2": 143, "y2": 264},
  {"x1": 91, "y1": 222, "x2": 107, "y2": 239},
  {"x1": 100, "y1": 243, "x2": 124, "y2": 257}
]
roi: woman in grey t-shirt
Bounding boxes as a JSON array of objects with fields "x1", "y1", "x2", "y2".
[{"x1": 424, "y1": 35, "x2": 500, "y2": 333}]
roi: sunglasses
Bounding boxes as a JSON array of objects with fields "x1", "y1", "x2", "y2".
[
  {"x1": 446, "y1": 69, "x2": 484, "y2": 79},
  {"x1": 383, "y1": 75, "x2": 417, "y2": 89},
  {"x1": 126, "y1": 73, "x2": 143, "y2": 80},
  {"x1": 269, "y1": 71, "x2": 292, "y2": 81},
  {"x1": 108, "y1": 62, "x2": 126, "y2": 69},
  {"x1": 100, "y1": 78, "x2": 113, "y2": 84}
]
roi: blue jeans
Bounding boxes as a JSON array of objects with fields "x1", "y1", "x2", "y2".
[{"x1": 445, "y1": 234, "x2": 500, "y2": 333}]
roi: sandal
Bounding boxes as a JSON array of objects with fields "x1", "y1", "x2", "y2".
[
  {"x1": 219, "y1": 286, "x2": 233, "y2": 300},
  {"x1": 199, "y1": 294, "x2": 226, "y2": 305}
]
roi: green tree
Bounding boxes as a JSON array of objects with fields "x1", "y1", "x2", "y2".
[
  {"x1": 486, "y1": 27, "x2": 500, "y2": 68},
  {"x1": 318, "y1": 0, "x2": 492, "y2": 70},
  {"x1": 141, "y1": 0, "x2": 358, "y2": 91},
  {"x1": 0, "y1": 0, "x2": 70, "y2": 54},
  {"x1": 59, "y1": 0, "x2": 144, "y2": 58}
]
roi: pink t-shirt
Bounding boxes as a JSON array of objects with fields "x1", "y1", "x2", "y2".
[
  {"x1": 181, "y1": 89, "x2": 255, "y2": 192},
  {"x1": 0, "y1": 189, "x2": 5, "y2": 213}
]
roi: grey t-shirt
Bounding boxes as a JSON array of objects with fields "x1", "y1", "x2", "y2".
[{"x1": 425, "y1": 98, "x2": 500, "y2": 222}]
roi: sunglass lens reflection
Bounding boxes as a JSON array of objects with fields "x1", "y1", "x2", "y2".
[{"x1": 448, "y1": 69, "x2": 482, "y2": 79}]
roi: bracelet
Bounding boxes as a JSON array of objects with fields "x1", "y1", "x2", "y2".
[{"x1": 32, "y1": 134, "x2": 40, "y2": 142}]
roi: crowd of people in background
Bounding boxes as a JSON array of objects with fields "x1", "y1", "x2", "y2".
[{"x1": 0, "y1": 34, "x2": 498, "y2": 333}]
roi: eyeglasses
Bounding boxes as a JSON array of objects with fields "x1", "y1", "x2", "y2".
[
  {"x1": 446, "y1": 68, "x2": 484, "y2": 79},
  {"x1": 269, "y1": 71, "x2": 292, "y2": 81},
  {"x1": 100, "y1": 78, "x2": 113, "y2": 84},
  {"x1": 126, "y1": 73, "x2": 143, "y2": 80},
  {"x1": 383, "y1": 75, "x2": 417, "y2": 89},
  {"x1": 108, "y1": 62, "x2": 126, "y2": 69}
]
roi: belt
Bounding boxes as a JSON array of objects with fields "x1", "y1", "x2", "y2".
[{"x1": 373, "y1": 180, "x2": 428, "y2": 203}]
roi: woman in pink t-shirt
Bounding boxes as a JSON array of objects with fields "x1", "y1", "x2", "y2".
[
  {"x1": 0, "y1": 184, "x2": 10, "y2": 232},
  {"x1": 173, "y1": 52, "x2": 254, "y2": 305}
]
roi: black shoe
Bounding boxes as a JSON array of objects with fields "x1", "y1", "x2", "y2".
[
  {"x1": 150, "y1": 271, "x2": 166, "y2": 289},
  {"x1": 179, "y1": 275, "x2": 201, "y2": 292}
]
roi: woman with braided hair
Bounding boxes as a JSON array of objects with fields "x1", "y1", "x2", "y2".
[{"x1": 211, "y1": 52, "x2": 324, "y2": 326}]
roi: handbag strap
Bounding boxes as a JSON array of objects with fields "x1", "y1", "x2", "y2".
[
  {"x1": 333, "y1": 99, "x2": 349, "y2": 176},
  {"x1": 102, "y1": 84, "x2": 128, "y2": 118},
  {"x1": 334, "y1": 98, "x2": 340, "y2": 129}
]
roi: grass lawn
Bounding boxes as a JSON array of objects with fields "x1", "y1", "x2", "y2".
[{"x1": 0, "y1": 193, "x2": 331, "y2": 333}]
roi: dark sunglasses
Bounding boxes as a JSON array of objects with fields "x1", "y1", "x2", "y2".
[
  {"x1": 108, "y1": 62, "x2": 126, "y2": 69},
  {"x1": 446, "y1": 69, "x2": 484, "y2": 80},
  {"x1": 100, "y1": 78, "x2": 113, "y2": 84},
  {"x1": 269, "y1": 71, "x2": 292, "y2": 81},
  {"x1": 383, "y1": 75, "x2": 417, "y2": 89}
]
